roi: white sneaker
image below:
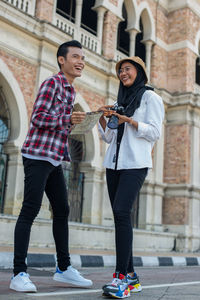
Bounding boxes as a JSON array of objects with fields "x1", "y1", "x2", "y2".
[
  {"x1": 10, "y1": 272, "x2": 37, "y2": 292},
  {"x1": 53, "y1": 266, "x2": 93, "y2": 287}
]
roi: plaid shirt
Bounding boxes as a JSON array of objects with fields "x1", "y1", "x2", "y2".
[{"x1": 21, "y1": 72, "x2": 75, "y2": 162}]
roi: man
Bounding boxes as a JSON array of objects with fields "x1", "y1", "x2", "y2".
[{"x1": 10, "y1": 40, "x2": 92, "y2": 292}]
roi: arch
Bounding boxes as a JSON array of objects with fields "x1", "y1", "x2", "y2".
[
  {"x1": 137, "y1": 3, "x2": 155, "y2": 41},
  {"x1": 75, "y1": 93, "x2": 100, "y2": 165},
  {"x1": 0, "y1": 59, "x2": 28, "y2": 147},
  {"x1": 117, "y1": 2, "x2": 130, "y2": 55},
  {"x1": 117, "y1": 0, "x2": 138, "y2": 29},
  {"x1": 195, "y1": 30, "x2": 200, "y2": 55}
]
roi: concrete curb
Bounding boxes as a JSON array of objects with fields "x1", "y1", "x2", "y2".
[{"x1": 1, "y1": 252, "x2": 200, "y2": 269}]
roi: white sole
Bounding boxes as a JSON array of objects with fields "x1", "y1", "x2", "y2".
[
  {"x1": 53, "y1": 275, "x2": 92, "y2": 287},
  {"x1": 10, "y1": 285, "x2": 37, "y2": 292}
]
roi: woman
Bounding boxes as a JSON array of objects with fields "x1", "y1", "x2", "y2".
[{"x1": 98, "y1": 56, "x2": 164, "y2": 299}]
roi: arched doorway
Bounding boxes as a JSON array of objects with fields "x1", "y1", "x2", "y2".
[
  {"x1": 0, "y1": 87, "x2": 10, "y2": 212},
  {"x1": 117, "y1": 3, "x2": 130, "y2": 55},
  {"x1": 135, "y1": 17, "x2": 146, "y2": 62},
  {"x1": 62, "y1": 99, "x2": 86, "y2": 223}
]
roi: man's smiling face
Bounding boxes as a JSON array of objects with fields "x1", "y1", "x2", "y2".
[{"x1": 58, "y1": 47, "x2": 85, "y2": 84}]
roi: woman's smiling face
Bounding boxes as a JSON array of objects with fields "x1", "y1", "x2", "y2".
[{"x1": 118, "y1": 62, "x2": 137, "y2": 87}]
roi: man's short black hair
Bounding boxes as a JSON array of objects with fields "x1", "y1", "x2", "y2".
[{"x1": 57, "y1": 40, "x2": 82, "y2": 69}]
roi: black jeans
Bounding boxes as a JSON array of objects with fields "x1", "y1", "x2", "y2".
[
  {"x1": 106, "y1": 168, "x2": 148, "y2": 275},
  {"x1": 13, "y1": 157, "x2": 70, "y2": 275}
]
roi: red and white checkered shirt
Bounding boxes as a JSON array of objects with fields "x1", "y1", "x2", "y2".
[{"x1": 21, "y1": 71, "x2": 75, "y2": 162}]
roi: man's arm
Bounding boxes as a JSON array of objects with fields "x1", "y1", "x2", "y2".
[{"x1": 31, "y1": 78, "x2": 72, "y2": 131}]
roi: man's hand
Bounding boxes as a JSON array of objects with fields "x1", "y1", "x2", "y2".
[{"x1": 71, "y1": 112, "x2": 86, "y2": 125}]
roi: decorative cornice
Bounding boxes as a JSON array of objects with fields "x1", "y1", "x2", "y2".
[
  {"x1": 156, "y1": 38, "x2": 198, "y2": 56},
  {"x1": 164, "y1": 184, "x2": 200, "y2": 200},
  {"x1": 156, "y1": 0, "x2": 200, "y2": 19},
  {"x1": 156, "y1": 88, "x2": 200, "y2": 108}
]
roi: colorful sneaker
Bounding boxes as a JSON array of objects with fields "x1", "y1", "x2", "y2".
[
  {"x1": 53, "y1": 266, "x2": 93, "y2": 287},
  {"x1": 102, "y1": 272, "x2": 130, "y2": 298},
  {"x1": 127, "y1": 272, "x2": 142, "y2": 293},
  {"x1": 9, "y1": 272, "x2": 37, "y2": 292}
]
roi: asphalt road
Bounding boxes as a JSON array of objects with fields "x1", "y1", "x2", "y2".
[{"x1": 1, "y1": 266, "x2": 200, "y2": 300}]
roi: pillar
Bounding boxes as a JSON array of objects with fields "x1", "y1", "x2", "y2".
[
  {"x1": 75, "y1": 0, "x2": 83, "y2": 28},
  {"x1": 128, "y1": 28, "x2": 139, "y2": 56},
  {"x1": 143, "y1": 40, "x2": 153, "y2": 81}
]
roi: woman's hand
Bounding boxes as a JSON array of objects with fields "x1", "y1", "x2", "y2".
[
  {"x1": 98, "y1": 105, "x2": 114, "y2": 131},
  {"x1": 112, "y1": 112, "x2": 138, "y2": 130},
  {"x1": 98, "y1": 105, "x2": 115, "y2": 118}
]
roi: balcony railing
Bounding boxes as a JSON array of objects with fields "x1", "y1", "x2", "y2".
[
  {"x1": 54, "y1": 13, "x2": 101, "y2": 54},
  {"x1": 4, "y1": 0, "x2": 36, "y2": 16},
  {"x1": 114, "y1": 49, "x2": 128, "y2": 62},
  {"x1": 194, "y1": 83, "x2": 200, "y2": 95}
]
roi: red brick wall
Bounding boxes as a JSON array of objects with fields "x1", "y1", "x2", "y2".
[
  {"x1": 151, "y1": 45, "x2": 168, "y2": 90},
  {"x1": 164, "y1": 123, "x2": 191, "y2": 184},
  {"x1": 75, "y1": 84, "x2": 105, "y2": 112},
  {"x1": 0, "y1": 49, "x2": 37, "y2": 119},
  {"x1": 35, "y1": 0, "x2": 54, "y2": 22},
  {"x1": 163, "y1": 197, "x2": 189, "y2": 225},
  {"x1": 167, "y1": 48, "x2": 196, "y2": 93},
  {"x1": 102, "y1": 10, "x2": 119, "y2": 60},
  {"x1": 168, "y1": 8, "x2": 200, "y2": 45}
]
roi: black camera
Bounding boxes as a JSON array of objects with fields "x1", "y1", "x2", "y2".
[{"x1": 107, "y1": 104, "x2": 125, "y2": 129}]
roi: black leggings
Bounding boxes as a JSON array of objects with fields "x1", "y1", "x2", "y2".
[
  {"x1": 106, "y1": 168, "x2": 147, "y2": 275},
  {"x1": 14, "y1": 157, "x2": 70, "y2": 275}
]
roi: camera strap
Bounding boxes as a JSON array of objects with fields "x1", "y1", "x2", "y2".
[{"x1": 114, "y1": 123, "x2": 125, "y2": 170}]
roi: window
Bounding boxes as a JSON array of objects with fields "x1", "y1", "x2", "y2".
[
  {"x1": 196, "y1": 56, "x2": 200, "y2": 85},
  {"x1": 117, "y1": 3, "x2": 130, "y2": 55},
  {"x1": 56, "y1": 0, "x2": 76, "y2": 23},
  {"x1": 81, "y1": 0, "x2": 97, "y2": 35},
  {"x1": 0, "y1": 88, "x2": 10, "y2": 213},
  {"x1": 135, "y1": 18, "x2": 146, "y2": 62}
]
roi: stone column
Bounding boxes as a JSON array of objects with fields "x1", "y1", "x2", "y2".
[
  {"x1": 95, "y1": 7, "x2": 106, "y2": 42},
  {"x1": 143, "y1": 40, "x2": 154, "y2": 82},
  {"x1": 80, "y1": 163, "x2": 103, "y2": 225},
  {"x1": 3, "y1": 143, "x2": 24, "y2": 216},
  {"x1": 162, "y1": 100, "x2": 200, "y2": 251},
  {"x1": 128, "y1": 28, "x2": 139, "y2": 57},
  {"x1": 3, "y1": 142, "x2": 51, "y2": 219},
  {"x1": 75, "y1": 0, "x2": 83, "y2": 28},
  {"x1": 138, "y1": 123, "x2": 165, "y2": 232}
]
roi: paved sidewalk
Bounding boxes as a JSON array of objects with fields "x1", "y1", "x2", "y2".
[{"x1": 1, "y1": 245, "x2": 200, "y2": 269}]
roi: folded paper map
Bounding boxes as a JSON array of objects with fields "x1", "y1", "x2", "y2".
[{"x1": 71, "y1": 111, "x2": 103, "y2": 135}]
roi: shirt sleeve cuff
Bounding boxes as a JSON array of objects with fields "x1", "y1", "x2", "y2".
[
  {"x1": 136, "y1": 121, "x2": 149, "y2": 137},
  {"x1": 62, "y1": 115, "x2": 72, "y2": 129}
]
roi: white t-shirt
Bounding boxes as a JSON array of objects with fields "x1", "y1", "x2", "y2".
[{"x1": 98, "y1": 90, "x2": 164, "y2": 170}]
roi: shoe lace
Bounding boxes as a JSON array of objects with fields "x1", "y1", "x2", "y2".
[
  {"x1": 68, "y1": 266, "x2": 81, "y2": 275},
  {"x1": 111, "y1": 278, "x2": 122, "y2": 286},
  {"x1": 20, "y1": 273, "x2": 32, "y2": 284}
]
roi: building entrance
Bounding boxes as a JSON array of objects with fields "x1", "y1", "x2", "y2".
[{"x1": 0, "y1": 87, "x2": 10, "y2": 213}]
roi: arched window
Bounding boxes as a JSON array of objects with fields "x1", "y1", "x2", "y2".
[
  {"x1": 81, "y1": 0, "x2": 97, "y2": 35},
  {"x1": 56, "y1": 0, "x2": 76, "y2": 23},
  {"x1": 196, "y1": 56, "x2": 200, "y2": 85},
  {"x1": 0, "y1": 87, "x2": 10, "y2": 213},
  {"x1": 135, "y1": 18, "x2": 146, "y2": 62},
  {"x1": 117, "y1": 3, "x2": 130, "y2": 55}
]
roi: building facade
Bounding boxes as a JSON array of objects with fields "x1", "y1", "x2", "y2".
[{"x1": 0, "y1": 0, "x2": 200, "y2": 252}]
